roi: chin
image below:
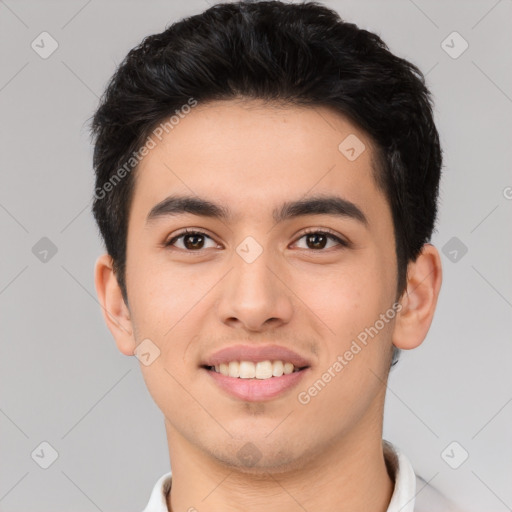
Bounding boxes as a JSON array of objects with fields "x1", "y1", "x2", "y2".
[{"x1": 207, "y1": 440, "x2": 312, "y2": 475}]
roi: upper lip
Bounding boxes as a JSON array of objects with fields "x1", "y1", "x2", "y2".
[{"x1": 202, "y1": 344, "x2": 313, "y2": 368}]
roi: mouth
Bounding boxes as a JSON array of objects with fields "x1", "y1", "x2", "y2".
[
  {"x1": 200, "y1": 344, "x2": 313, "y2": 401},
  {"x1": 202, "y1": 360, "x2": 308, "y2": 379},
  {"x1": 200, "y1": 355, "x2": 311, "y2": 402}
]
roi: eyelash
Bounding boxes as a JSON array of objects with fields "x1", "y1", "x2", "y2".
[{"x1": 164, "y1": 228, "x2": 348, "y2": 251}]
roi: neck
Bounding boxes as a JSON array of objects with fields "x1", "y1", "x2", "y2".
[{"x1": 165, "y1": 422, "x2": 394, "y2": 512}]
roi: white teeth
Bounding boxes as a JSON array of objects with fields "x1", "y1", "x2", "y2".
[
  {"x1": 228, "y1": 361, "x2": 239, "y2": 378},
  {"x1": 283, "y1": 362, "x2": 294, "y2": 375},
  {"x1": 272, "y1": 360, "x2": 284, "y2": 377},
  {"x1": 239, "y1": 361, "x2": 256, "y2": 379},
  {"x1": 255, "y1": 360, "x2": 273, "y2": 379},
  {"x1": 211, "y1": 360, "x2": 302, "y2": 379}
]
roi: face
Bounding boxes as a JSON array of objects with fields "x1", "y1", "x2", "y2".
[{"x1": 122, "y1": 100, "x2": 400, "y2": 471}]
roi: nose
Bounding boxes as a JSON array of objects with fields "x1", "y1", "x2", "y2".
[{"x1": 216, "y1": 249, "x2": 294, "y2": 332}]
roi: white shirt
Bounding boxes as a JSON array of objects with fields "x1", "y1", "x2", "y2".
[{"x1": 141, "y1": 440, "x2": 458, "y2": 512}]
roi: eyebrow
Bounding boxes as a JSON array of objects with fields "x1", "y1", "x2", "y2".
[{"x1": 146, "y1": 194, "x2": 368, "y2": 227}]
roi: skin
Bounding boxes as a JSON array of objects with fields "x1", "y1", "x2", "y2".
[{"x1": 95, "y1": 99, "x2": 442, "y2": 512}]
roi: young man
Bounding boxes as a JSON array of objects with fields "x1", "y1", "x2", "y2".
[{"x1": 91, "y1": 2, "x2": 456, "y2": 511}]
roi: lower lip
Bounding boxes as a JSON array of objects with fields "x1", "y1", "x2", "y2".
[{"x1": 204, "y1": 367, "x2": 309, "y2": 402}]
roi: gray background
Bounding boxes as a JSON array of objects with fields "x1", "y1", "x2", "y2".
[{"x1": 1, "y1": 0, "x2": 511, "y2": 510}]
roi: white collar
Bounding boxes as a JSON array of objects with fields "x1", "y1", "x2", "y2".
[{"x1": 141, "y1": 440, "x2": 454, "y2": 512}]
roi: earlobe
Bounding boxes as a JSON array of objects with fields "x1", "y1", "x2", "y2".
[
  {"x1": 94, "y1": 253, "x2": 136, "y2": 356},
  {"x1": 392, "y1": 243, "x2": 443, "y2": 351}
]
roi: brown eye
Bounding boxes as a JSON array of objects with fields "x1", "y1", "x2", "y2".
[
  {"x1": 165, "y1": 230, "x2": 217, "y2": 251},
  {"x1": 294, "y1": 230, "x2": 347, "y2": 250},
  {"x1": 305, "y1": 232, "x2": 328, "y2": 249},
  {"x1": 182, "y1": 233, "x2": 205, "y2": 250}
]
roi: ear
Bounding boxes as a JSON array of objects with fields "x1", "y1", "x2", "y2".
[
  {"x1": 94, "y1": 253, "x2": 136, "y2": 356},
  {"x1": 393, "y1": 243, "x2": 443, "y2": 350}
]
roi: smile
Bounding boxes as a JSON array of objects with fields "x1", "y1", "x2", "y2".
[
  {"x1": 205, "y1": 360, "x2": 305, "y2": 380},
  {"x1": 202, "y1": 363, "x2": 310, "y2": 402}
]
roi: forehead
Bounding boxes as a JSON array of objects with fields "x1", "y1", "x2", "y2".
[{"x1": 132, "y1": 99, "x2": 387, "y2": 225}]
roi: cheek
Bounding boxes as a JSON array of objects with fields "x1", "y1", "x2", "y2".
[
  {"x1": 127, "y1": 253, "x2": 192, "y2": 335},
  {"x1": 127, "y1": 258, "x2": 212, "y2": 374},
  {"x1": 131, "y1": 270, "x2": 203, "y2": 415},
  {"x1": 293, "y1": 266, "x2": 393, "y2": 431},
  {"x1": 292, "y1": 254, "x2": 384, "y2": 333},
  {"x1": 291, "y1": 251, "x2": 395, "y2": 390}
]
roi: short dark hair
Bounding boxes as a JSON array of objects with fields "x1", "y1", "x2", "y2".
[{"x1": 90, "y1": 0, "x2": 443, "y2": 368}]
